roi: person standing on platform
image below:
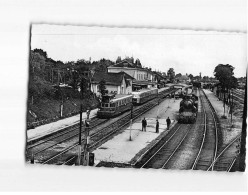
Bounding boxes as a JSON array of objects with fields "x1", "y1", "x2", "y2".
[
  {"x1": 156, "y1": 119, "x2": 159, "y2": 133},
  {"x1": 166, "y1": 117, "x2": 171, "y2": 130},
  {"x1": 142, "y1": 117, "x2": 147, "y2": 132}
]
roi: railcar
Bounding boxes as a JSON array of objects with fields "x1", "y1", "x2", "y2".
[
  {"x1": 97, "y1": 94, "x2": 133, "y2": 118},
  {"x1": 132, "y1": 88, "x2": 158, "y2": 105},
  {"x1": 178, "y1": 94, "x2": 198, "y2": 123},
  {"x1": 158, "y1": 86, "x2": 175, "y2": 98},
  {"x1": 192, "y1": 81, "x2": 201, "y2": 88}
]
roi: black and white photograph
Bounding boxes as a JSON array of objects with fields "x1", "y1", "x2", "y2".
[
  {"x1": 0, "y1": 0, "x2": 247, "y2": 192},
  {"x1": 26, "y1": 24, "x2": 246, "y2": 171}
]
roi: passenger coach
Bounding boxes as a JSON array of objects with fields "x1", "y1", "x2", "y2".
[{"x1": 132, "y1": 88, "x2": 158, "y2": 105}]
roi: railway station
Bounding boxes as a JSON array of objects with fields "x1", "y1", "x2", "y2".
[
  {"x1": 26, "y1": 81, "x2": 245, "y2": 171},
  {"x1": 26, "y1": 25, "x2": 246, "y2": 172}
]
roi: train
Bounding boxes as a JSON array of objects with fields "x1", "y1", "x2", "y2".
[
  {"x1": 158, "y1": 85, "x2": 177, "y2": 99},
  {"x1": 178, "y1": 90, "x2": 198, "y2": 123},
  {"x1": 192, "y1": 81, "x2": 201, "y2": 88},
  {"x1": 97, "y1": 86, "x2": 176, "y2": 118},
  {"x1": 97, "y1": 94, "x2": 133, "y2": 118},
  {"x1": 132, "y1": 88, "x2": 158, "y2": 105}
]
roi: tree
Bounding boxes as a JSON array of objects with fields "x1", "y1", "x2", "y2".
[
  {"x1": 188, "y1": 74, "x2": 194, "y2": 81},
  {"x1": 99, "y1": 79, "x2": 107, "y2": 96},
  {"x1": 33, "y1": 48, "x2": 47, "y2": 58},
  {"x1": 162, "y1": 72, "x2": 167, "y2": 77},
  {"x1": 68, "y1": 70, "x2": 79, "y2": 90},
  {"x1": 116, "y1": 56, "x2": 122, "y2": 63},
  {"x1": 214, "y1": 64, "x2": 237, "y2": 89},
  {"x1": 167, "y1": 68, "x2": 175, "y2": 83},
  {"x1": 135, "y1": 58, "x2": 142, "y2": 68},
  {"x1": 175, "y1": 73, "x2": 182, "y2": 78},
  {"x1": 214, "y1": 64, "x2": 238, "y2": 116},
  {"x1": 80, "y1": 77, "x2": 90, "y2": 99},
  {"x1": 193, "y1": 75, "x2": 200, "y2": 81},
  {"x1": 202, "y1": 76, "x2": 209, "y2": 81}
]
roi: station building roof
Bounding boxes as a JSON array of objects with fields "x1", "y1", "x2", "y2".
[
  {"x1": 108, "y1": 59, "x2": 154, "y2": 74},
  {"x1": 91, "y1": 71, "x2": 135, "y2": 86}
]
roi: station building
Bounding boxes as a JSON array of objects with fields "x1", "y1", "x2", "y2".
[
  {"x1": 107, "y1": 59, "x2": 158, "y2": 90},
  {"x1": 91, "y1": 71, "x2": 135, "y2": 96},
  {"x1": 177, "y1": 75, "x2": 191, "y2": 84}
]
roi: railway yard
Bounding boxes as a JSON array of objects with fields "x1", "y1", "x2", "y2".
[{"x1": 26, "y1": 84, "x2": 245, "y2": 172}]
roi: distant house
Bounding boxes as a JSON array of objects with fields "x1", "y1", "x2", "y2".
[
  {"x1": 107, "y1": 59, "x2": 157, "y2": 90},
  {"x1": 177, "y1": 75, "x2": 190, "y2": 84},
  {"x1": 152, "y1": 71, "x2": 167, "y2": 88},
  {"x1": 91, "y1": 71, "x2": 135, "y2": 96}
]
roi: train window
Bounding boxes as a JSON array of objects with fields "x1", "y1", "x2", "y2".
[
  {"x1": 101, "y1": 103, "x2": 108, "y2": 107},
  {"x1": 110, "y1": 103, "x2": 115, "y2": 107}
]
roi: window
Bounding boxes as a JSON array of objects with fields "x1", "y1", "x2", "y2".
[{"x1": 102, "y1": 103, "x2": 109, "y2": 107}]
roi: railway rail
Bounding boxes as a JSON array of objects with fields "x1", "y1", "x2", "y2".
[
  {"x1": 134, "y1": 88, "x2": 222, "y2": 170},
  {"x1": 27, "y1": 88, "x2": 177, "y2": 165},
  {"x1": 207, "y1": 135, "x2": 241, "y2": 172},
  {"x1": 26, "y1": 118, "x2": 108, "y2": 158},
  {"x1": 134, "y1": 123, "x2": 190, "y2": 168},
  {"x1": 191, "y1": 89, "x2": 219, "y2": 171}
]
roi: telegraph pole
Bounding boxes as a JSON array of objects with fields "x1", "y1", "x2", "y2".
[
  {"x1": 77, "y1": 104, "x2": 83, "y2": 165},
  {"x1": 129, "y1": 103, "x2": 133, "y2": 141},
  {"x1": 83, "y1": 120, "x2": 90, "y2": 166},
  {"x1": 223, "y1": 90, "x2": 226, "y2": 117},
  {"x1": 231, "y1": 89, "x2": 234, "y2": 126}
]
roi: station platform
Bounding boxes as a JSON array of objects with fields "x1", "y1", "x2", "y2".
[
  {"x1": 93, "y1": 97, "x2": 180, "y2": 166},
  {"x1": 93, "y1": 117, "x2": 176, "y2": 166},
  {"x1": 27, "y1": 108, "x2": 98, "y2": 143},
  {"x1": 203, "y1": 89, "x2": 227, "y2": 116},
  {"x1": 203, "y1": 89, "x2": 242, "y2": 145}
]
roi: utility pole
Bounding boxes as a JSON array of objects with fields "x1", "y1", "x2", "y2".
[
  {"x1": 83, "y1": 119, "x2": 90, "y2": 166},
  {"x1": 129, "y1": 104, "x2": 133, "y2": 141},
  {"x1": 77, "y1": 104, "x2": 83, "y2": 165},
  {"x1": 157, "y1": 89, "x2": 159, "y2": 105},
  {"x1": 223, "y1": 89, "x2": 226, "y2": 117},
  {"x1": 60, "y1": 87, "x2": 64, "y2": 118},
  {"x1": 231, "y1": 89, "x2": 234, "y2": 126}
]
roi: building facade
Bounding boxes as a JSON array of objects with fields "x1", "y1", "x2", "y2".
[
  {"x1": 107, "y1": 60, "x2": 158, "y2": 90},
  {"x1": 91, "y1": 71, "x2": 134, "y2": 96}
]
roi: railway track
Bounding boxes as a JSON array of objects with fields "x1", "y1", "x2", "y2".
[
  {"x1": 233, "y1": 89, "x2": 245, "y2": 98},
  {"x1": 134, "y1": 123, "x2": 190, "y2": 168},
  {"x1": 191, "y1": 89, "x2": 219, "y2": 171},
  {"x1": 27, "y1": 92, "x2": 171, "y2": 165},
  {"x1": 134, "y1": 88, "x2": 221, "y2": 170},
  {"x1": 26, "y1": 118, "x2": 108, "y2": 158},
  {"x1": 207, "y1": 135, "x2": 241, "y2": 172},
  {"x1": 232, "y1": 94, "x2": 244, "y2": 104}
]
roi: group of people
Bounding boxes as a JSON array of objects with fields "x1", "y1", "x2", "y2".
[{"x1": 141, "y1": 117, "x2": 171, "y2": 133}]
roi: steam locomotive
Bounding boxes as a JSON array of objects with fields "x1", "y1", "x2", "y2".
[{"x1": 178, "y1": 91, "x2": 198, "y2": 123}]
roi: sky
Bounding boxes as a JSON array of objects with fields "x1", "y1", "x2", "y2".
[{"x1": 31, "y1": 24, "x2": 247, "y2": 77}]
